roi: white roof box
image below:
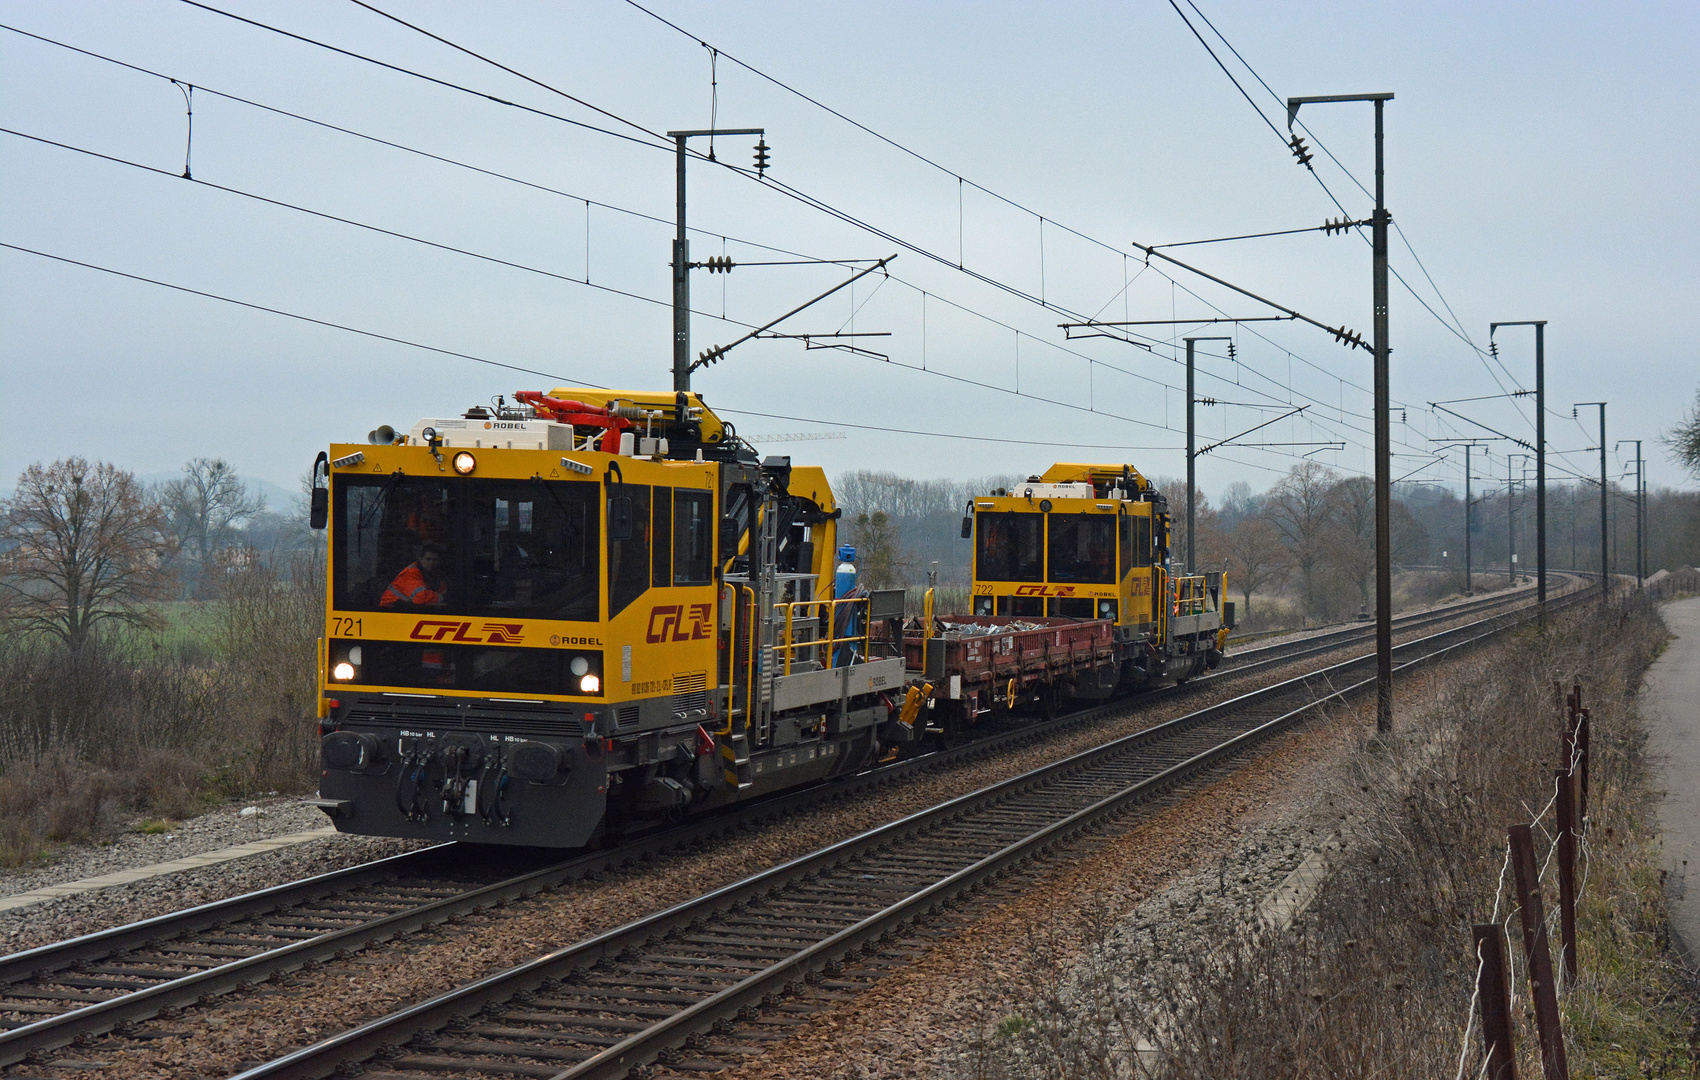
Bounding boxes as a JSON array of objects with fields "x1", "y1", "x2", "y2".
[
  {"x1": 1014, "y1": 481, "x2": 1094, "y2": 500},
  {"x1": 407, "y1": 417, "x2": 575, "y2": 452}
]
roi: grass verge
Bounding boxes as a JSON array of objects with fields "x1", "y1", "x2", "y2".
[{"x1": 0, "y1": 554, "x2": 322, "y2": 867}]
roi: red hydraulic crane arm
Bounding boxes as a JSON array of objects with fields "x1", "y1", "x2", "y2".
[{"x1": 514, "y1": 391, "x2": 635, "y2": 454}]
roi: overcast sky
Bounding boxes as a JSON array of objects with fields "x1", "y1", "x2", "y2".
[{"x1": 3, "y1": 1, "x2": 1696, "y2": 504}]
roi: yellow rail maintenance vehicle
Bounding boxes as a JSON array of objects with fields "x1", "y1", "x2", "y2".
[
  {"x1": 964, "y1": 463, "x2": 1232, "y2": 696},
  {"x1": 307, "y1": 390, "x2": 907, "y2": 848}
]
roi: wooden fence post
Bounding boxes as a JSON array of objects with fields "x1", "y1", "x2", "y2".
[
  {"x1": 1473, "y1": 923, "x2": 1518, "y2": 1080},
  {"x1": 1556, "y1": 771, "x2": 1579, "y2": 984},
  {"x1": 1509, "y1": 823, "x2": 1569, "y2": 1080}
]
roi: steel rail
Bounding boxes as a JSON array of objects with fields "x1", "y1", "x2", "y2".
[
  {"x1": 1216, "y1": 583, "x2": 1534, "y2": 679},
  {"x1": 231, "y1": 589, "x2": 1579, "y2": 1080}
]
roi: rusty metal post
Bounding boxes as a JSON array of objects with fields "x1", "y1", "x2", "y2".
[
  {"x1": 1556, "y1": 771, "x2": 1579, "y2": 984},
  {"x1": 1473, "y1": 924, "x2": 1519, "y2": 1080},
  {"x1": 1509, "y1": 823, "x2": 1569, "y2": 1080}
]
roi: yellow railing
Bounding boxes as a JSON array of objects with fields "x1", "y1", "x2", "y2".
[
  {"x1": 773, "y1": 596, "x2": 872, "y2": 674},
  {"x1": 742, "y1": 585, "x2": 757, "y2": 723},
  {"x1": 1170, "y1": 574, "x2": 1209, "y2": 617}
]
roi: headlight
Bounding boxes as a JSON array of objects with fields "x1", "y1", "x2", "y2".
[
  {"x1": 332, "y1": 661, "x2": 356, "y2": 681},
  {"x1": 452, "y1": 450, "x2": 476, "y2": 475},
  {"x1": 569, "y1": 656, "x2": 590, "y2": 677},
  {"x1": 579, "y1": 673, "x2": 601, "y2": 693},
  {"x1": 975, "y1": 597, "x2": 993, "y2": 615},
  {"x1": 1099, "y1": 601, "x2": 1114, "y2": 615}
]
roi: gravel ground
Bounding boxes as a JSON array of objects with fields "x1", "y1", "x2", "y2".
[
  {"x1": 0, "y1": 796, "x2": 329, "y2": 898},
  {"x1": 9, "y1": 601, "x2": 1525, "y2": 1078},
  {"x1": 0, "y1": 798, "x2": 430, "y2": 954}
]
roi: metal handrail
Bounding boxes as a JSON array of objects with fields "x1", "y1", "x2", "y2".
[
  {"x1": 741, "y1": 585, "x2": 757, "y2": 725},
  {"x1": 772, "y1": 597, "x2": 871, "y2": 673},
  {"x1": 1170, "y1": 574, "x2": 1209, "y2": 617}
]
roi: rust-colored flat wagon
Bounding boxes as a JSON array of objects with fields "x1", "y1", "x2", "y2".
[{"x1": 904, "y1": 615, "x2": 1118, "y2": 723}]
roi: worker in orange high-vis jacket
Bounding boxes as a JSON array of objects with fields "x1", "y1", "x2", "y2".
[{"x1": 381, "y1": 543, "x2": 447, "y2": 607}]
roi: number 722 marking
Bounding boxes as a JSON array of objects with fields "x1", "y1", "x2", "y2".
[{"x1": 332, "y1": 617, "x2": 364, "y2": 636}]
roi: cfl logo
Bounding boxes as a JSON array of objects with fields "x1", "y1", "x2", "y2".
[
  {"x1": 646, "y1": 603, "x2": 713, "y2": 643},
  {"x1": 408, "y1": 620, "x2": 525, "y2": 643}
]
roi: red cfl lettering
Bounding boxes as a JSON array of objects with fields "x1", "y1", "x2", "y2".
[
  {"x1": 410, "y1": 619, "x2": 482, "y2": 642},
  {"x1": 647, "y1": 604, "x2": 714, "y2": 643}
]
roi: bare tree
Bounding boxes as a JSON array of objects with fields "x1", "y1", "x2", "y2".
[
  {"x1": 1663, "y1": 386, "x2": 1700, "y2": 480},
  {"x1": 1392, "y1": 499, "x2": 1430, "y2": 566},
  {"x1": 1216, "y1": 479, "x2": 1259, "y2": 530},
  {"x1": 1225, "y1": 515, "x2": 1288, "y2": 620},
  {"x1": 0, "y1": 458, "x2": 172, "y2": 652},
  {"x1": 1159, "y1": 479, "x2": 1224, "y2": 574},
  {"x1": 1265, "y1": 462, "x2": 1339, "y2": 617},
  {"x1": 1327, "y1": 475, "x2": 1377, "y2": 609},
  {"x1": 161, "y1": 457, "x2": 263, "y2": 597},
  {"x1": 848, "y1": 511, "x2": 905, "y2": 590}
]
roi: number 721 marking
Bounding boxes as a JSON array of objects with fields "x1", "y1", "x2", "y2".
[{"x1": 332, "y1": 617, "x2": 364, "y2": 636}]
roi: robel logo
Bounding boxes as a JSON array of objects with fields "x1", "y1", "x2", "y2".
[
  {"x1": 409, "y1": 620, "x2": 525, "y2": 644},
  {"x1": 1014, "y1": 584, "x2": 1076, "y2": 597},
  {"x1": 646, "y1": 603, "x2": 713, "y2": 643},
  {"x1": 483, "y1": 421, "x2": 528, "y2": 430}
]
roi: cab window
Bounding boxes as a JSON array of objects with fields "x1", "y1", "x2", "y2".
[
  {"x1": 609, "y1": 485, "x2": 651, "y2": 618},
  {"x1": 1047, "y1": 514, "x2": 1115, "y2": 584},
  {"x1": 333, "y1": 475, "x2": 599, "y2": 621},
  {"x1": 651, "y1": 486, "x2": 673, "y2": 589},
  {"x1": 673, "y1": 490, "x2": 714, "y2": 585},
  {"x1": 976, "y1": 512, "x2": 1043, "y2": 582},
  {"x1": 465, "y1": 480, "x2": 598, "y2": 622}
]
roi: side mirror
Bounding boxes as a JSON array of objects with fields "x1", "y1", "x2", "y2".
[
  {"x1": 608, "y1": 496, "x2": 633, "y2": 541},
  {"x1": 719, "y1": 519, "x2": 742, "y2": 560},
  {"x1": 960, "y1": 515, "x2": 972, "y2": 540},
  {"x1": 309, "y1": 451, "x2": 329, "y2": 531}
]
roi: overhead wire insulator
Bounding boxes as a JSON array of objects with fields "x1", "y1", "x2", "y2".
[
  {"x1": 1489, "y1": 341, "x2": 1500, "y2": 359},
  {"x1": 704, "y1": 255, "x2": 735, "y2": 274},
  {"x1": 1321, "y1": 216, "x2": 1355, "y2": 235},
  {"x1": 1328, "y1": 324, "x2": 1365, "y2": 349},
  {"x1": 753, "y1": 139, "x2": 770, "y2": 177},
  {"x1": 1200, "y1": 397, "x2": 1217, "y2": 406},
  {"x1": 1226, "y1": 342, "x2": 1237, "y2": 360},
  {"x1": 699, "y1": 344, "x2": 728, "y2": 367},
  {"x1": 1288, "y1": 134, "x2": 1314, "y2": 168}
]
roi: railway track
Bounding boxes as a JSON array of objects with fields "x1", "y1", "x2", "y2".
[
  {"x1": 1214, "y1": 581, "x2": 1535, "y2": 678},
  {"x1": 232, "y1": 589, "x2": 1578, "y2": 1080},
  {"x1": 0, "y1": 579, "x2": 1569, "y2": 1070}
]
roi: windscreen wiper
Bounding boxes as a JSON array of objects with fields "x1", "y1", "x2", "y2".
[
  {"x1": 530, "y1": 473, "x2": 582, "y2": 527},
  {"x1": 356, "y1": 470, "x2": 406, "y2": 533}
]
